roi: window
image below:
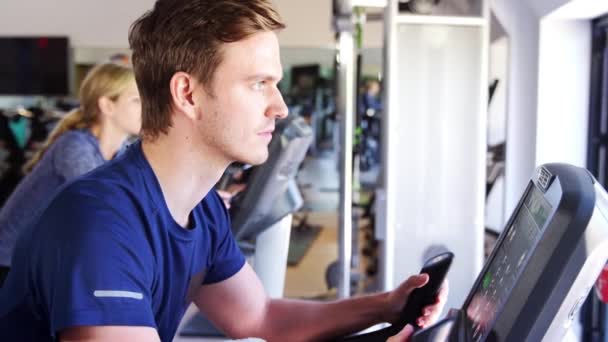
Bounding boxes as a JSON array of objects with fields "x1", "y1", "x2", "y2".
[
  {"x1": 588, "y1": 15, "x2": 608, "y2": 184},
  {"x1": 584, "y1": 13, "x2": 608, "y2": 342}
]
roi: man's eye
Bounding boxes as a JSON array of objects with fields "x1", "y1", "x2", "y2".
[{"x1": 253, "y1": 81, "x2": 266, "y2": 91}]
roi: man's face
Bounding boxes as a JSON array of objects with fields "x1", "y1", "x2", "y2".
[{"x1": 193, "y1": 31, "x2": 288, "y2": 165}]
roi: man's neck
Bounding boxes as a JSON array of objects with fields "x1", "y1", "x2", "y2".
[{"x1": 141, "y1": 132, "x2": 229, "y2": 228}]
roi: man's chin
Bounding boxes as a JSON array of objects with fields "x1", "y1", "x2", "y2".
[{"x1": 238, "y1": 151, "x2": 269, "y2": 166}]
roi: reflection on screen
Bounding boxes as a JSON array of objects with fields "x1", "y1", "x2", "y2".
[{"x1": 466, "y1": 184, "x2": 552, "y2": 341}]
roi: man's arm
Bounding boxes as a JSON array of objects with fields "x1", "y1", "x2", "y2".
[
  {"x1": 194, "y1": 263, "x2": 447, "y2": 342},
  {"x1": 33, "y1": 191, "x2": 160, "y2": 341},
  {"x1": 60, "y1": 326, "x2": 160, "y2": 342}
]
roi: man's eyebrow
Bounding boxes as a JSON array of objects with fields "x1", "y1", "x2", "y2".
[{"x1": 246, "y1": 74, "x2": 283, "y2": 82}]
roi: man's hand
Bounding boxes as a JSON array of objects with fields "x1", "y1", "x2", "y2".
[
  {"x1": 216, "y1": 183, "x2": 246, "y2": 209},
  {"x1": 387, "y1": 324, "x2": 414, "y2": 342},
  {"x1": 216, "y1": 190, "x2": 234, "y2": 209},
  {"x1": 384, "y1": 275, "x2": 449, "y2": 328}
]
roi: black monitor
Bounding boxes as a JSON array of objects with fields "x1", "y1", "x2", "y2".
[
  {"x1": 0, "y1": 37, "x2": 69, "y2": 96},
  {"x1": 229, "y1": 115, "x2": 313, "y2": 241}
]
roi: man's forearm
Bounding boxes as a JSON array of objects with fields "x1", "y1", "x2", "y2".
[{"x1": 256, "y1": 292, "x2": 392, "y2": 342}]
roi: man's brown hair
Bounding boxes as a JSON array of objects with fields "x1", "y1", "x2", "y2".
[{"x1": 129, "y1": 0, "x2": 285, "y2": 140}]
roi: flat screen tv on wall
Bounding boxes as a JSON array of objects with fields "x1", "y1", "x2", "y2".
[{"x1": 0, "y1": 37, "x2": 69, "y2": 96}]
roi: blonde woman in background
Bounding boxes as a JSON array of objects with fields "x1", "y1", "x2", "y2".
[{"x1": 0, "y1": 62, "x2": 141, "y2": 285}]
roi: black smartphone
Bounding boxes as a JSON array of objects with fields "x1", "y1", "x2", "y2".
[{"x1": 398, "y1": 251, "x2": 454, "y2": 329}]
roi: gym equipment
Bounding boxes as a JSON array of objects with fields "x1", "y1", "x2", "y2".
[
  {"x1": 398, "y1": 0, "x2": 441, "y2": 14},
  {"x1": 331, "y1": 252, "x2": 453, "y2": 342},
  {"x1": 330, "y1": 163, "x2": 608, "y2": 341},
  {"x1": 410, "y1": 164, "x2": 608, "y2": 341},
  {"x1": 230, "y1": 115, "x2": 312, "y2": 242}
]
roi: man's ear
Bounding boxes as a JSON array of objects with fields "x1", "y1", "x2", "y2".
[{"x1": 170, "y1": 72, "x2": 199, "y2": 120}]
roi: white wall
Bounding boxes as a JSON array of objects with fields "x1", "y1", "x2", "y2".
[
  {"x1": 0, "y1": 0, "x2": 344, "y2": 106},
  {"x1": 489, "y1": 0, "x2": 607, "y2": 218},
  {"x1": 488, "y1": 37, "x2": 509, "y2": 146},
  {"x1": 486, "y1": 36, "x2": 509, "y2": 230},
  {"x1": 386, "y1": 22, "x2": 487, "y2": 311},
  {"x1": 0, "y1": 0, "x2": 343, "y2": 49},
  {"x1": 273, "y1": 0, "x2": 334, "y2": 48},
  {"x1": 536, "y1": 19, "x2": 591, "y2": 167},
  {"x1": 530, "y1": 0, "x2": 608, "y2": 19},
  {"x1": 0, "y1": 0, "x2": 152, "y2": 48},
  {"x1": 491, "y1": 0, "x2": 541, "y2": 215},
  {"x1": 276, "y1": 0, "x2": 383, "y2": 48},
  {"x1": 550, "y1": 0, "x2": 608, "y2": 19},
  {"x1": 528, "y1": 0, "x2": 572, "y2": 18}
]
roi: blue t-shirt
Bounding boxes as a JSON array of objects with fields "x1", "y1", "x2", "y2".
[
  {"x1": 0, "y1": 142, "x2": 246, "y2": 341},
  {"x1": 0, "y1": 129, "x2": 106, "y2": 266}
]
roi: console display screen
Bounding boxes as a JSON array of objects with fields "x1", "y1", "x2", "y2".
[{"x1": 465, "y1": 184, "x2": 552, "y2": 341}]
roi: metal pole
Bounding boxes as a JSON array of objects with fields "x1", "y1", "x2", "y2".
[
  {"x1": 378, "y1": 0, "x2": 397, "y2": 292},
  {"x1": 337, "y1": 29, "x2": 356, "y2": 298}
]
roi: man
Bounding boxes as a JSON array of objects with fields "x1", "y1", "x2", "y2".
[{"x1": 0, "y1": 1, "x2": 447, "y2": 341}]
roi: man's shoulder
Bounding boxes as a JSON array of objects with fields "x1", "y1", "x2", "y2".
[
  {"x1": 72, "y1": 145, "x2": 147, "y2": 199},
  {"x1": 201, "y1": 190, "x2": 224, "y2": 210},
  {"x1": 30, "y1": 177, "x2": 154, "y2": 257},
  {"x1": 50, "y1": 161, "x2": 152, "y2": 224},
  {"x1": 59, "y1": 176, "x2": 135, "y2": 205},
  {"x1": 22, "y1": 175, "x2": 152, "y2": 261}
]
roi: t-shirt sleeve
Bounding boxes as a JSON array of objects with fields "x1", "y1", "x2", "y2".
[
  {"x1": 36, "y1": 189, "x2": 156, "y2": 335},
  {"x1": 52, "y1": 132, "x2": 104, "y2": 180},
  {"x1": 202, "y1": 191, "x2": 246, "y2": 285}
]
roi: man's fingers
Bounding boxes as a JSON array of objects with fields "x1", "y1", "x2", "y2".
[
  {"x1": 387, "y1": 324, "x2": 414, "y2": 342},
  {"x1": 403, "y1": 273, "x2": 429, "y2": 295},
  {"x1": 227, "y1": 183, "x2": 246, "y2": 194},
  {"x1": 216, "y1": 189, "x2": 231, "y2": 200},
  {"x1": 215, "y1": 190, "x2": 232, "y2": 209},
  {"x1": 416, "y1": 280, "x2": 450, "y2": 327},
  {"x1": 438, "y1": 280, "x2": 449, "y2": 302}
]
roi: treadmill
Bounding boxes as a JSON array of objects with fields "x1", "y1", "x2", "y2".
[{"x1": 410, "y1": 163, "x2": 608, "y2": 341}]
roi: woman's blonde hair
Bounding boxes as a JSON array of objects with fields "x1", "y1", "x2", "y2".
[{"x1": 23, "y1": 62, "x2": 135, "y2": 174}]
